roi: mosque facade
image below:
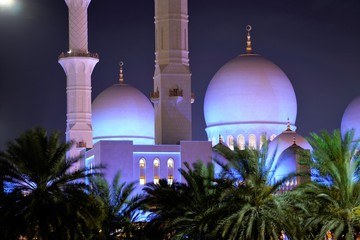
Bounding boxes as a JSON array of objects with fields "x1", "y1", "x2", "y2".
[{"x1": 58, "y1": 0, "x2": 358, "y2": 192}]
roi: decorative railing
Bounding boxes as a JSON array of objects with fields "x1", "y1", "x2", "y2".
[
  {"x1": 275, "y1": 178, "x2": 298, "y2": 194},
  {"x1": 151, "y1": 88, "x2": 193, "y2": 104},
  {"x1": 169, "y1": 88, "x2": 183, "y2": 97},
  {"x1": 58, "y1": 51, "x2": 99, "y2": 59},
  {"x1": 76, "y1": 141, "x2": 86, "y2": 148},
  {"x1": 150, "y1": 90, "x2": 159, "y2": 99}
]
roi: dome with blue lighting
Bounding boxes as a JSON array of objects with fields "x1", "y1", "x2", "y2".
[
  {"x1": 268, "y1": 124, "x2": 311, "y2": 163},
  {"x1": 204, "y1": 54, "x2": 297, "y2": 144},
  {"x1": 341, "y1": 96, "x2": 360, "y2": 140},
  {"x1": 92, "y1": 82, "x2": 155, "y2": 144},
  {"x1": 204, "y1": 26, "x2": 297, "y2": 147}
]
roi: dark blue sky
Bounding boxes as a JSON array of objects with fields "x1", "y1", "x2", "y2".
[{"x1": 0, "y1": 0, "x2": 359, "y2": 150}]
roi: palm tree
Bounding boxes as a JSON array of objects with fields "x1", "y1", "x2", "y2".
[
  {"x1": 141, "y1": 160, "x2": 227, "y2": 239},
  {"x1": 295, "y1": 129, "x2": 360, "y2": 240},
  {"x1": 169, "y1": 161, "x2": 231, "y2": 239},
  {"x1": 89, "y1": 171, "x2": 143, "y2": 239},
  {"x1": 0, "y1": 128, "x2": 103, "y2": 239},
  {"x1": 213, "y1": 143, "x2": 298, "y2": 240}
]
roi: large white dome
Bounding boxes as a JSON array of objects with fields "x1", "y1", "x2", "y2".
[
  {"x1": 92, "y1": 83, "x2": 154, "y2": 144},
  {"x1": 204, "y1": 54, "x2": 297, "y2": 146},
  {"x1": 341, "y1": 96, "x2": 360, "y2": 140}
]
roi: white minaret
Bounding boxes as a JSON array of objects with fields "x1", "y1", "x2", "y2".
[
  {"x1": 58, "y1": 0, "x2": 98, "y2": 159},
  {"x1": 152, "y1": 0, "x2": 193, "y2": 144}
]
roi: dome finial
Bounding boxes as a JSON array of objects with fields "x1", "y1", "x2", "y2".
[
  {"x1": 119, "y1": 61, "x2": 124, "y2": 84},
  {"x1": 246, "y1": 25, "x2": 253, "y2": 54},
  {"x1": 286, "y1": 117, "x2": 292, "y2": 131},
  {"x1": 293, "y1": 136, "x2": 296, "y2": 145}
]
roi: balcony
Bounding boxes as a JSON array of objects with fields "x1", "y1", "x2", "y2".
[
  {"x1": 169, "y1": 88, "x2": 183, "y2": 104},
  {"x1": 58, "y1": 51, "x2": 99, "y2": 60},
  {"x1": 76, "y1": 141, "x2": 86, "y2": 148},
  {"x1": 150, "y1": 88, "x2": 194, "y2": 104},
  {"x1": 150, "y1": 90, "x2": 159, "y2": 103}
]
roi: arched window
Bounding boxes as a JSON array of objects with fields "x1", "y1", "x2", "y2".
[
  {"x1": 153, "y1": 158, "x2": 160, "y2": 184},
  {"x1": 270, "y1": 134, "x2": 277, "y2": 141},
  {"x1": 167, "y1": 158, "x2": 174, "y2": 185},
  {"x1": 249, "y1": 134, "x2": 257, "y2": 149},
  {"x1": 259, "y1": 134, "x2": 266, "y2": 149},
  {"x1": 219, "y1": 135, "x2": 224, "y2": 143},
  {"x1": 139, "y1": 158, "x2": 146, "y2": 185},
  {"x1": 227, "y1": 135, "x2": 234, "y2": 150},
  {"x1": 237, "y1": 135, "x2": 245, "y2": 150}
]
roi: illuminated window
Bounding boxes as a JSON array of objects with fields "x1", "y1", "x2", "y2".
[
  {"x1": 249, "y1": 134, "x2": 257, "y2": 149},
  {"x1": 140, "y1": 159, "x2": 146, "y2": 167},
  {"x1": 154, "y1": 158, "x2": 160, "y2": 184},
  {"x1": 139, "y1": 158, "x2": 146, "y2": 185},
  {"x1": 270, "y1": 134, "x2": 276, "y2": 141},
  {"x1": 154, "y1": 177, "x2": 159, "y2": 185},
  {"x1": 154, "y1": 158, "x2": 160, "y2": 167},
  {"x1": 237, "y1": 135, "x2": 245, "y2": 150},
  {"x1": 167, "y1": 158, "x2": 174, "y2": 185},
  {"x1": 227, "y1": 135, "x2": 234, "y2": 150},
  {"x1": 140, "y1": 177, "x2": 146, "y2": 186},
  {"x1": 168, "y1": 175, "x2": 173, "y2": 185},
  {"x1": 167, "y1": 158, "x2": 174, "y2": 168}
]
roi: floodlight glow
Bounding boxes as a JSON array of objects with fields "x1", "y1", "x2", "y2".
[{"x1": 0, "y1": 0, "x2": 14, "y2": 7}]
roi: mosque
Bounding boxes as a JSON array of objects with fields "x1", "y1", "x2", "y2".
[{"x1": 58, "y1": 0, "x2": 359, "y2": 192}]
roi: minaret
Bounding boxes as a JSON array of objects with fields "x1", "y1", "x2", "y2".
[
  {"x1": 58, "y1": 0, "x2": 98, "y2": 158},
  {"x1": 151, "y1": 0, "x2": 193, "y2": 144}
]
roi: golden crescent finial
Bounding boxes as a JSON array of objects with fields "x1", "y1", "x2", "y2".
[
  {"x1": 246, "y1": 25, "x2": 253, "y2": 54},
  {"x1": 119, "y1": 61, "x2": 124, "y2": 83},
  {"x1": 246, "y1": 25, "x2": 252, "y2": 32}
]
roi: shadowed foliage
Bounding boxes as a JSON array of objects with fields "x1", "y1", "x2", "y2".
[
  {"x1": 140, "y1": 160, "x2": 229, "y2": 239},
  {"x1": 89, "y1": 171, "x2": 144, "y2": 239},
  {"x1": 0, "y1": 128, "x2": 103, "y2": 239},
  {"x1": 213, "y1": 143, "x2": 297, "y2": 240},
  {"x1": 139, "y1": 142, "x2": 301, "y2": 239},
  {"x1": 3, "y1": 128, "x2": 360, "y2": 239},
  {"x1": 292, "y1": 129, "x2": 360, "y2": 240}
]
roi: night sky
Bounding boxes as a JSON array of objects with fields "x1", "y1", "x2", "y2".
[{"x1": 0, "y1": 0, "x2": 359, "y2": 151}]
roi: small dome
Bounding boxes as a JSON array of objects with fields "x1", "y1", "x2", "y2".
[
  {"x1": 268, "y1": 127, "x2": 312, "y2": 156},
  {"x1": 92, "y1": 84, "x2": 154, "y2": 144},
  {"x1": 341, "y1": 96, "x2": 360, "y2": 140},
  {"x1": 204, "y1": 54, "x2": 297, "y2": 143},
  {"x1": 268, "y1": 127, "x2": 312, "y2": 163},
  {"x1": 273, "y1": 142, "x2": 311, "y2": 188}
]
